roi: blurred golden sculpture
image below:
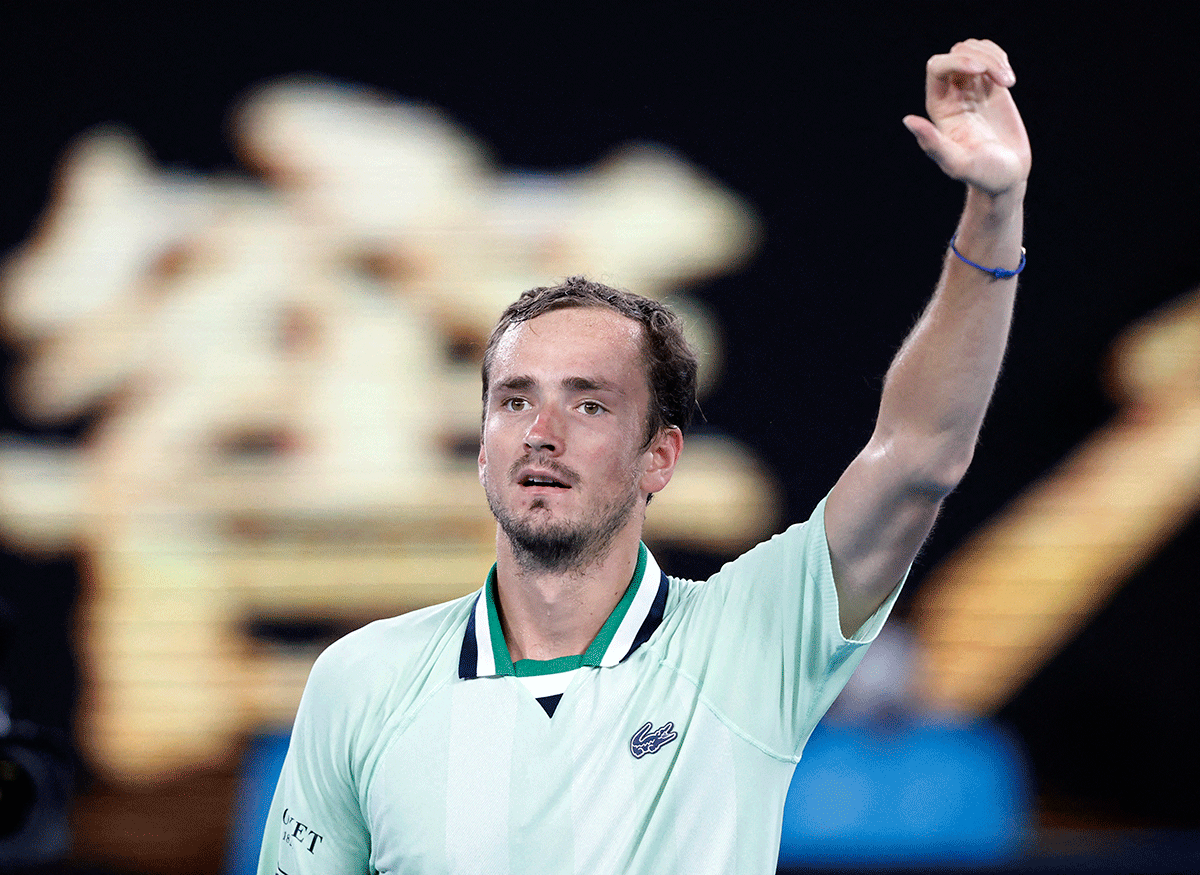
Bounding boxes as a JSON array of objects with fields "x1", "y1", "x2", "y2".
[{"x1": 0, "y1": 79, "x2": 775, "y2": 782}]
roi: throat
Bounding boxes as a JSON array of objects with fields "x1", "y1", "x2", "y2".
[{"x1": 494, "y1": 565, "x2": 631, "y2": 664}]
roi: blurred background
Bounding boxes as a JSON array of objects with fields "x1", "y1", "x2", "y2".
[{"x1": 0, "y1": 3, "x2": 1197, "y2": 873}]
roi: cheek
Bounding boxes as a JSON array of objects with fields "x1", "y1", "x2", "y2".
[
  {"x1": 606, "y1": 444, "x2": 650, "y2": 489},
  {"x1": 478, "y1": 431, "x2": 501, "y2": 486}
]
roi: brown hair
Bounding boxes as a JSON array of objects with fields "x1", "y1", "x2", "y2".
[{"x1": 482, "y1": 276, "x2": 698, "y2": 446}]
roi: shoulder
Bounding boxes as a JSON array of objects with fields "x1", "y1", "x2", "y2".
[
  {"x1": 672, "y1": 496, "x2": 832, "y2": 595},
  {"x1": 659, "y1": 498, "x2": 837, "y2": 656},
  {"x1": 727, "y1": 514, "x2": 829, "y2": 577},
  {"x1": 305, "y1": 591, "x2": 478, "y2": 701},
  {"x1": 282, "y1": 592, "x2": 480, "y2": 797}
]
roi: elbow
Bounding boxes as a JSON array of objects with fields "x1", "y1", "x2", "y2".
[
  {"x1": 915, "y1": 443, "x2": 975, "y2": 500},
  {"x1": 881, "y1": 431, "x2": 976, "y2": 502},
  {"x1": 913, "y1": 459, "x2": 971, "y2": 502}
]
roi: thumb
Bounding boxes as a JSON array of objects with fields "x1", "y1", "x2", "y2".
[{"x1": 902, "y1": 115, "x2": 960, "y2": 177}]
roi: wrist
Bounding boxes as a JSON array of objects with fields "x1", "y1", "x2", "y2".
[
  {"x1": 953, "y1": 183, "x2": 1025, "y2": 277},
  {"x1": 949, "y1": 234, "x2": 1025, "y2": 280},
  {"x1": 964, "y1": 181, "x2": 1026, "y2": 228}
]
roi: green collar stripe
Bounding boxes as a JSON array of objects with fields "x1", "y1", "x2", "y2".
[
  {"x1": 581, "y1": 542, "x2": 647, "y2": 664},
  {"x1": 483, "y1": 543, "x2": 649, "y2": 677},
  {"x1": 513, "y1": 655, "x2": 583, "y2": 676}
]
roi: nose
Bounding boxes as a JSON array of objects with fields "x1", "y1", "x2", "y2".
[{"x1": 524, "y1": 406, "x2": 563, "y2": 454}]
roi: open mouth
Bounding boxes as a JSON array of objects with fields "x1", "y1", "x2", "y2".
[{"x1": 521, "y1": 475, "x2": 570, "y2": 489}]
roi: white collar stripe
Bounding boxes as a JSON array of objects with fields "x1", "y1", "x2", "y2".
[
  {"x1": 600, "y1": 550, "x2": 663, "y2": 666},
  {"x1": 473, "y1": 590, "x2": 496, "y2": 678}
]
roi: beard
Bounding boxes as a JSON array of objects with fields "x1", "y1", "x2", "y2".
[{"x1": 485, "y1": 462, "x2": 641, "y2": 575}]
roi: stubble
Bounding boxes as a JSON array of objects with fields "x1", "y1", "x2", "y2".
[{"x1": 484, "y1": 459, "x2": 641, "y2": 575}]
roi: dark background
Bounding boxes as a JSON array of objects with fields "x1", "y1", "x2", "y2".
[{"x1": 1, "y1": 0, "x2": 1197, "y2": 839}]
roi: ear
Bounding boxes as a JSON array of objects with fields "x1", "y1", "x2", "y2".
[
  {"x1": 477, "y1": 437, "x2": 488, "y2": 487},
  {"x1": 640, "y1": 426, "x2": 683, "y2": 497}
]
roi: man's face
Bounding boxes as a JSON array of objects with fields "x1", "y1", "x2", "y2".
[{"x1": 479, "y1": 306, "x2": 670, "y2": 572}]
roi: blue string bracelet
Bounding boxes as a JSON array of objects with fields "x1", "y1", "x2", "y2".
[{"x1": 949, "y1": 234, "x2": 1026, "y2": 280}]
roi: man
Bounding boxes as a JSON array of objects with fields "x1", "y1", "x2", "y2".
[{"x1": 259, "y1": 38, "x2": 1029, "y2": 875}]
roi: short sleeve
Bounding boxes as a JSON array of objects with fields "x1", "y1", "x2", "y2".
[
  {"x1": 662, "y1": 494, "x2": 906, "y2": 758},
  {"x1": 257, "y1": 643, "x2": 373, "y2": 874}
]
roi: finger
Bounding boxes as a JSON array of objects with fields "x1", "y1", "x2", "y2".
[
  {"x1": 954, "y1": 39, "x2": 1016, "y2": 87},
  {"x1": 902, "y1": 115, "x2": 938, "y2": 151},
  {"x1": 928, "y1": 41, "x2": 1016, "y2": 88},
  {"x1": 954, "y1": 38, "x2": 1011, "y2": 71},
  {"x1": 902, "y1": 115, "x2": 965, "y2": 177},
  {"x1": 926, "y1": 52, "x2": 1015, "y2": 89}
]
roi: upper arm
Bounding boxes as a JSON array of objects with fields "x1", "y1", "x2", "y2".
[
  {"x1": 825, "y1": 437, "x2": 948, "y2": 637},
  {"x1": 258, "y1": 648, "x2": 374, "y2": 874},
  {"x1": 258, "y1": 749, "x2": 371, "y2": 874}
]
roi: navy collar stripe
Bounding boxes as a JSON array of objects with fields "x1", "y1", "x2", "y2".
[
  {"x1": 457, "y1": 593, "x2": 481, "y2": 680},
  {"x1": 622, "y1": 571, "x2": 669, "y2": 663}
]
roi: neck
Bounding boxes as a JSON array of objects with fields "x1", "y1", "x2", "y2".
[{"x1": 492, "y1": 524, "x2": 643, "y2": 662}]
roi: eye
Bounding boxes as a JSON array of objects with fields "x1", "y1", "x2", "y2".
[
  {"x1": 502, "y1": 397, "x2": 530, "y2": 412},
  {"x1": 578, "y1": 401, "x2": 605, "y2": 416}
]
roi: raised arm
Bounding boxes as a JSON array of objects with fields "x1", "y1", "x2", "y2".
[{"x1": 825, "y1": 39, "x2": 1031, "y2": 636}]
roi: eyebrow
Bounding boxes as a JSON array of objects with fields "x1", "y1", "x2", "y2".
[
  {"x1": 494, "y1": 375, "x2": 624, "y2": 395},
  {"x1": 562, "y1": 376, "x2": 622, "y2": 395},
  {"x1": 495, "y1": 376, "x2": 536, "y2": 393}
]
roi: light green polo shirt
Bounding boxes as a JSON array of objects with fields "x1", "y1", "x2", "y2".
[{"x1": 258, "y1": 497, "x2": 903, "y2": 875}]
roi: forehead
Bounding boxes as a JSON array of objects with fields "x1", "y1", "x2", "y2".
[{"x1": 490, "y1": 306, "x2": 648, "y2": 382}]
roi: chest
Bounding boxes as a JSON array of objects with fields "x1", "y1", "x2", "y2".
[{"x1": 363, "y1": 660, "x2": 760, "y2": 875}]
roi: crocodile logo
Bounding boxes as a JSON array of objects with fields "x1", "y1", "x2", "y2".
[{"x1": 629, "y1": 721, "x2": 678, "y2": 759}]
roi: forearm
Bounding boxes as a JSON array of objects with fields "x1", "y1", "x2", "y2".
[
  {"x1": 871, "y1": 184, "x2": 1024, "y2": 494},
  {"x1": 825, "y1": 38, "x2": 1030, "y2": 634}
]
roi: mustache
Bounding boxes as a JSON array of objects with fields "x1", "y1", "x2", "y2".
[{"x1": 508, "y1": 455, "x2": 580, "y2": 486}]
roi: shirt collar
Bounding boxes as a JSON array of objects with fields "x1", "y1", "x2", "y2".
[{"x1": 458, "y1": 543, "x2": 669, "y2": 680}]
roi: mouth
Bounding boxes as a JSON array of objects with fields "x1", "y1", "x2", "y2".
[
  {"x1": 508, "y1": 457, "x2": 579, "y2": 493},
  {"x1": 520, "y1": 474, "x2": 571, "y2": 489}
]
